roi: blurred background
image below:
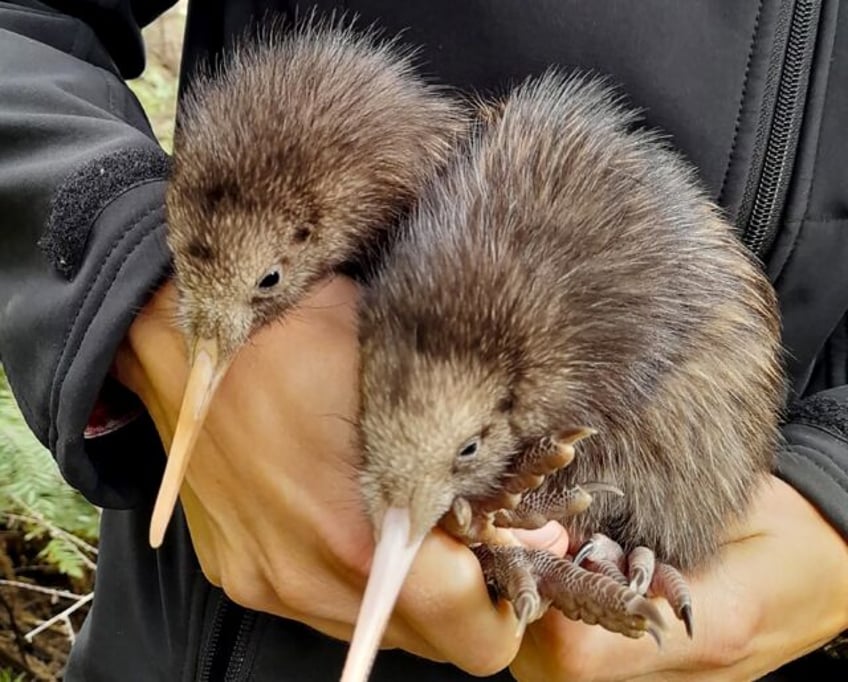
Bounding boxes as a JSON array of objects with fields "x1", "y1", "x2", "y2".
[{"x1": 0, "y1": 3, "x2": 186, "y2": 679}]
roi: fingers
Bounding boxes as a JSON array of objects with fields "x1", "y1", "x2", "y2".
[
  {"x1": 511, "y1": 521, "x2": 570, "y2": 556},
  {"x1": 123, "y1": 276, "x2": 565, "y2": 676},
  {"x1": 510, "y1": 477, "x2": 848, "y2": 682},
  {"x1": 394, "y1": 529, "x2": 523, "y2": 675}
]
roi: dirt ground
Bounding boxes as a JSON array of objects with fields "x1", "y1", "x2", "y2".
[{"x1": 0, "y1": 531, "x2": 92, "y2": 680}]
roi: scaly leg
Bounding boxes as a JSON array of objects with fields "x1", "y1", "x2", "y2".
[
  {"x1": 494, "y1": 480, "x2": 623, "y2": 530},
  {"x1": 575, "y1": 533, "x2": 694, "y2": 637},
  {"x1": 440, "y1": 428, "x2": 599, "y2": 543},
  {"x1": 472, "y1": 544, "x2": 666, "y2": 644}
]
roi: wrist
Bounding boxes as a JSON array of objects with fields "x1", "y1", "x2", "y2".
[{"x1": 112, "y1": 282, "x2": 181, "y2": 396}]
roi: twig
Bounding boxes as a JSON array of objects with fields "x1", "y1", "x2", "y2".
[
  {"x1": 24, "y1": 593, "x2": 93, "y2": 642},
  {"x1": 62, "y1": 614, "x2": 76, "y2": 645},
  {"x1": 6, "y1": 506, "x2": 99, "y2": 558},
  {"x1": 0, "y1": 578, "x2": 87, "y2": 601},
  {"x1": 6, "y1": 504, "x2": 97, "y2": 571}
]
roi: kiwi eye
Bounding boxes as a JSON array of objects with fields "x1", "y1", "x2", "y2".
[
  {"x1": 257, "y1": 266, "x2": 282, "y2": 290},
  {"x1": 457, "y1": 437, "x2": 480, "y2": 459}
]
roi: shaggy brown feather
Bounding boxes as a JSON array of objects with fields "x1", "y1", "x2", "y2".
[
  {"x1": 166, "y1": 19, "x2": 467, "y2": 357},
  {"x1": 358, "y1": 72, "x2": 785, "y2": 571}
]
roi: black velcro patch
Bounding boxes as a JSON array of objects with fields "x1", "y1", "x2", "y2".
[
  {"x1": 789, "y1": 394, "x2": 848, "y2": 442},
  {"x1": 39, "y1": 147, "x2": 170, "y2": 278}
]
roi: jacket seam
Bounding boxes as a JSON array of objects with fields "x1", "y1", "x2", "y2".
[
  {"x1": 774, "y1": 216, "x2": 847, "y2": 287},
  {"x1": 68, "y1": 9, "x2": 87, "y2": 60},
  {"x1": 47, "y1": 204, "x2": 163, "y2": 449},
  {"x1": 0, "y1": 2, "x2": 68, "y2": 22},
  {"x1": 52, "y1": 222, "x2": 165, "y2": 450},
  {"x1": 783, "y1": 216, "x2": 848, "y2": 224},
  {"x1": 792, "y1": 0, "x2": 840, "y2": 243},
  {"x1": 844, "y1": 314, "x2": 848, "y2": 386},
  {"x1": 718, "y1": 0, "x2": 764, "y2": 205},
  {"x1": 790, "y1": 418, "x2": 848, "y2": 451},
  {"x1": 781, "y1": 443, "x2": 848, "y2": 498},
  {"x1": 774, "y1": 210, "x2": 807, "y2": 289},
  {"x1": 102, "y1": 63, "x2": 117, "y2": 118}
]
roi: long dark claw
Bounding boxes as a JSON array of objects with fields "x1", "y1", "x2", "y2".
[
  {"x1": 681, "y1": 603, "x2": 694, "y2": 638},
  {"x1": 651, "y1": 562, "x2": 693, "y2": 637},
  {"x1": 576, "y1": 536, "x2": 694, "y2": 638}
]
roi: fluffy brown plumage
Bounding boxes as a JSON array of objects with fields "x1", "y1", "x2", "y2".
[
  {"x1": 357, "y1": 71, "x2": 785, "y2": 573},
  {"x1": 166, "y1": 20, "x2": 467, "y2": 358},
  {"x1": 148, "y1": 20, "x2": 467, "y2": 551}
]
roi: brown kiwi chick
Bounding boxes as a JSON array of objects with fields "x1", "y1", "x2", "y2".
[
  {"x1": 151, "y1": 19, "x2": 467, "y2": 548},
  {"x1": 340, "y1": 72, "x2": 784, "y2": 681}
]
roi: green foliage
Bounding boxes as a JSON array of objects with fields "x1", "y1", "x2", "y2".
[
  {"x1": 0, "y1": 367, "x2": 99, "y2": 578},
  {"x1": 0, "y1": 668, "x2": 26, "y2": 682},
  {"x1": 128, "y1": 63, "x2": 178, "y2": 153}
]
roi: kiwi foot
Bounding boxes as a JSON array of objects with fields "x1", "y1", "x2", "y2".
[
  {"x1": 440, "y1": 428, "x2": 599, "y2": 543},
  {"x1": 472, "y1": 543, "x2": 666, "y2": 643},
  {"x1": 574, "y1": 533, "x2": 693, "y2": 637},
  {"x1": 494, "y1": 480, "x2": 623, "y2": 529}
]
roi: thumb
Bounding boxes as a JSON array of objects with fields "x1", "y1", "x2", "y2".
[{"x1": 511, "y1": 521, "x2": 570, "y2": 556}]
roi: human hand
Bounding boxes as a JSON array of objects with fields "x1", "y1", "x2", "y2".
[
  {"x1": 510, "y1": 476, "x2": 848, "y2": 681},
  {"x1": 113, "y1": 276, "x2": 527, "y2": 675}
]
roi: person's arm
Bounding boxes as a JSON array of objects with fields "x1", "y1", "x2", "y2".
[
  {"x1": 0, "y1": 1, "x2": 176, "y2": 506},
  {"x1": 778, "y1": 387, "x2": 848, "y2": 546}
]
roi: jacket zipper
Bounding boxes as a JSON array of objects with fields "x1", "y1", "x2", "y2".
[
  {"x1": 198, "y1": 595, "x2": 256, "y2": 682},
  {"x1": 224, "y1": 611, "x2": 257, "y2": 681},
  {"x1": 197, "y1": 596, "x2": 228, "y2": 682},
  {"x1": 741, "y1": 0, "x2": 821, "y2": 258}
]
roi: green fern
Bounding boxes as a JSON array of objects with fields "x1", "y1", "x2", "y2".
[
  {"x1": 0, "y1": 367, "x2": 99, "y2": 576},
  {"x1": 0, "y1": 668, "x2": 26, "y2": 682},
  {"x1": 38, "y1": 538, "x2": 90, "y2": 580}
]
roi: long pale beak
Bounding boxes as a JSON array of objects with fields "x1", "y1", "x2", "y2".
[
  {"x1": 340, "y1": 507, "x2": 425, "y2": 682},
  {"x1": 148, "y1": 337, "x2": 230, "y2": 548}
]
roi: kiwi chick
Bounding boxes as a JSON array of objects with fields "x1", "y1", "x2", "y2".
[
  {"x1": 149, "y1": 19, "x2": 467, "y2": 548},
  {"x1": 341, "y1": 72, "x2": 784, "y2": 681}
]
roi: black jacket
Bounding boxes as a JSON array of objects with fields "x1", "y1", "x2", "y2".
[{"x1": 1, "y1": 1, "x2": 846, "y2": 679}]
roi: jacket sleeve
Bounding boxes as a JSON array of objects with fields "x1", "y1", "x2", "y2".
[
  {"x1": 778, "y1": 383, "x2": 848, "y2": 539},
  {"x1": 0, "y1": 0, "x2": 175, "y2": 507}
]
